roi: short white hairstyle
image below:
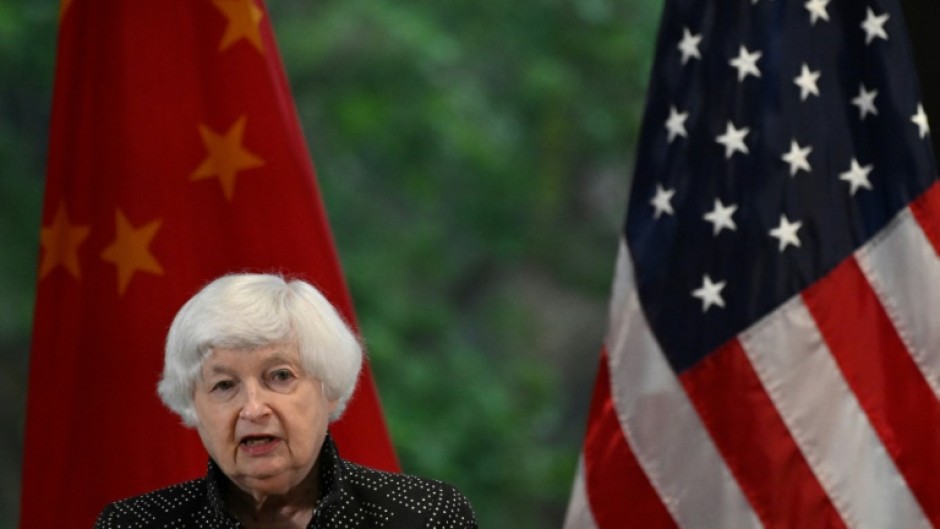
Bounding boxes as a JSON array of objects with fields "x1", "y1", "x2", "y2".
[{"x1": 157, "y1": 273, "x2": 363, "y2": 427}]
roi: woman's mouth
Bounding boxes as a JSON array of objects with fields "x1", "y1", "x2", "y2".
[
  {"x1": 239, "y1": 435, "x2": 280, "y2": 456},
  {"x1": 242, "y1": 436, "x2": 275, "y2": 446}
]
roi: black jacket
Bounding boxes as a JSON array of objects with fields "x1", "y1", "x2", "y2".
[{"x1": 94, "y1": 436, "x2": 477, "y2": 528}]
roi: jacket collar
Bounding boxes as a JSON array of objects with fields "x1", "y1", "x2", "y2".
[{"x1": 204, "y1": 433, "x2": 345, "y2": 524}]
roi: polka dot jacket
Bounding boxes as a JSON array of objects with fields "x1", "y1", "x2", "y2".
[{"x1": 94, "y1": 435, "x2": 478, "y2": 528}]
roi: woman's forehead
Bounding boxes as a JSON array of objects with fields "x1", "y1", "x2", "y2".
[{"x1": 202, "y1": 343, "x2": 302, "y2": 372}]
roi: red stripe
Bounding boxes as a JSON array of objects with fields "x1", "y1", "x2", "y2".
[
  {"x1": 680, "y1": 340, "x2": 846, "y2": 529},
  {"x1": 910, "y1": 180, "x2": 940, "y2": 255},
  {"x1": 583, "y1": 349, "x2": 677, "y2": 529},
  {"x1": 803, "y1": 256, "x2": 940, "y2": 526}
]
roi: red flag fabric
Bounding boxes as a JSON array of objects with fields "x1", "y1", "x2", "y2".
[
  {"x1": 20, "y1": 1, "x2": 399, "y2": 527},
  {"x1": 566, "y1": 1, "x2": 940, "y2": 528}
]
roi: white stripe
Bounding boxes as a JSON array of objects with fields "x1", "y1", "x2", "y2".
[
  {"x1": 606, "y1": 240, "x2": 763, "y2": 529},
  {"x1": 563, "y1": 456, "x2": 600, "y2": 529},
  {"x1": 856, "y1": 207, "x2": 940, "y2": 403},
  {"x1": 739, "y1": 297, "x2": 930, "y2": 529}
]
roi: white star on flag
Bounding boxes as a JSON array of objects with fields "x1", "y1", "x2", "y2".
[
  {"x1": 794, "y1": 63, "x2": 821, "y2": 101},
  {"x1": 852, "y1": 84, "x2": 879, "y2": 120},
  {"x1": 781, "y1": 140, "x2": 812, "y2": 176},
  {"x1": 804, "y1": 0, "x2": 830, "y2": 25},
  {"x1": 665, "y1": 106, "x2": 689, "y2": 142},
  {"x1": 716, "y1": 121, "x2": 750, "y2": 159},
  {"x1": 769, "y1": 215, "x2": 803, "y2": 252},
  {"x1": 703, "y1": 199, "x2": 738, "y2": 235},
  {"x1": 691, "y1": 274, "x2": 726, "y2": 313},
  {"x1": 840, "y1": 158, "x2": 874, "y2": 195},
  {"x1": 678, "y1": 27, "x2": 702, "y2": 65},
  {"x1": 861, "y1": 7, "x2": 890, "y2": 45},
  {"x1": 651, "y1": 184, "x2": 676, "y2": 218},
  {"x1": 912, "y1": 103, "x2": 930, "y2": 139},
  {"x1": 729, "y1": 45, "x2": 762, "y2": 81}
]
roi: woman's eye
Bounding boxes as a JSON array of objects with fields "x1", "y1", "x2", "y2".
[
  {"x1": 270, "y1": 369, "x2": 294, "y2": 383},
  {"x1": 211, "y1": 380, "x2": 234, "y2": 392}
]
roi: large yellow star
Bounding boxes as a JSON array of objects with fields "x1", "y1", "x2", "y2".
[
  {"x1": 212, "y1": 0, "x2": 265, "y2": 53},
  {"x1": 100, "y1": 210, "x2": 164, "y2": 296},
  {"x1": 39, "y1": 201, "x2": 90, "y2": 280},
  {"x1": 191, "y1": 115, "x2": 265, "y2": 201}
]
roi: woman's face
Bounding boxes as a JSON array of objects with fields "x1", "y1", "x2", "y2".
[{"x1": 192, "y1": 343, "x2": 337, "y2": 498}]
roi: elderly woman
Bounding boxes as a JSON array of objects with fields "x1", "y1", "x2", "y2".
[{"x1": 94, "y1": 273, "x2": 477, "y2": 529}]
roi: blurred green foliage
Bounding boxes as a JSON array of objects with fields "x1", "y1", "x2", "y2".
[
  {"x1": 0, "y1": 0, "x2": 660, "y2": 527},
  {"x1": 0, "y1": 3, "x2": 56, "y2": 528}
]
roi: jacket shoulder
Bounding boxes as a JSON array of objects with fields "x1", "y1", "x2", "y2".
[
  {"x1": 93, "y1": 479, "x2": 213, "y2": 529},
  {"x1": 338, "y1": 461, "x2": 478, "y2": 528}
]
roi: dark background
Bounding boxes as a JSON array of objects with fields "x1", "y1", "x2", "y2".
[{"x1": 902, "y1": 0, "x2": 940, "y2": 159}]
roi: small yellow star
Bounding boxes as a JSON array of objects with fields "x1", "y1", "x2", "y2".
[
  {"x1": 191, "y1": 115, "x2": 265, "y2": 201},
  {"x1": 212, "y1": 0, "x2": 265, "y2": 53},
  {"x1": 39, "y1": 201, "x2": 90, "y2": 280},
  {"x1": 100, "y1": 210, "x2": 164, "y2": 295}
]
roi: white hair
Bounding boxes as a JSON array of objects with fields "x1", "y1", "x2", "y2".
[{"x1": 157, "y1": 273, "x2": 363, "y2": 427}]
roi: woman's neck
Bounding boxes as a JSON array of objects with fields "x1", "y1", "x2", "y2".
[
  {"x1": 236, "y1": 503, "x2": 316, "y2": 529},
  {"x1": 224, "y1": 463, "x2": 321, "y2": 529}
]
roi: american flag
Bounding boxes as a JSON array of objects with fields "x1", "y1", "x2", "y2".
[{"x1": 565, "y1": 1, "x2": 939, "y2": 528}]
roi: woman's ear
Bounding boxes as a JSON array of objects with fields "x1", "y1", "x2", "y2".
[{"x1": 320, "y1": 380, "x2": 340, "y2": 412}]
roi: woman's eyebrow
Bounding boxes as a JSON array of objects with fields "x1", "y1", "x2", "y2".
[
  {"x1": 202, "y1": 364, "x2": 235, "y2": 377},
  {"x1": 261, "y1": 352, "x2": 301, "y2": 368}
]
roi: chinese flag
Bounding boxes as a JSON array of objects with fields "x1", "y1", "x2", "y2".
[{"x1": 20, "y1": 1, "x2": 399, "y2": 527}]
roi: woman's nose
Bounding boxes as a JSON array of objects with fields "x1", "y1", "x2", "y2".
[{"x1": 238, "y1": 382, "x2": 270, "y2": 421}]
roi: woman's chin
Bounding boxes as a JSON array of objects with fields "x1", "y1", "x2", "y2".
[{"x1": 233, "y1": 465, "x2": 296, "y2": 495}]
